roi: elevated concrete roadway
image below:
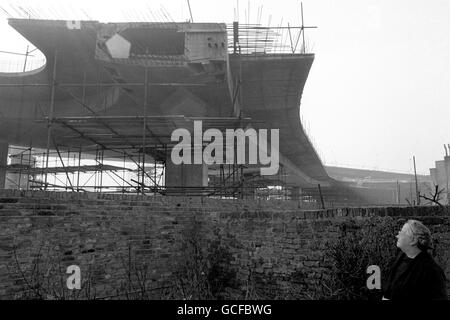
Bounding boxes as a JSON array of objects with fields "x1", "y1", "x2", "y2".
[{"x1": 0, "y1": 18, "x2": 335, "y2": 191}]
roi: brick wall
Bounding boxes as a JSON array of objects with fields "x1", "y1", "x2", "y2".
[{"x1": 0, "y1": 189, "x2": 449, "y2": 299}]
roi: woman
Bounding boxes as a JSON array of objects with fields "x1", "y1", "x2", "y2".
[{"x1": 382, "y1": 219, "x2": 448, "y2": 300}]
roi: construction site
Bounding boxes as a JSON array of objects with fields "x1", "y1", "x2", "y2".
[
  {"x1": 0, "y1": 11, "x2": 434, "y2": 207},
  {"x1": 0, "y1": 2, "x2": 448, "y2": 301}
]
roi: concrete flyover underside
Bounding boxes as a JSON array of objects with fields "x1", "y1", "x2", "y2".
[
  {"x1": 0, "y1": 18, "x2": 335, "y2": 192},
  {"x1": 230, "y1": 54, "x2": 332, "y2": 187}
]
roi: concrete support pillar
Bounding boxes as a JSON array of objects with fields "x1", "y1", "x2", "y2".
[
  {"x1": 0, "y1": 142, "x2": 9, "y2": 189},
  {"x1": 165, "y1": 154, "x2": 208, "y2": 194},
  {"x1": 290, "y1": 186, "x2": 301, "y2": 200}
]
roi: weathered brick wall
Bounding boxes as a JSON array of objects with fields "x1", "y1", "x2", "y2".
[{"x1": 0, "y1": 189, "x2": 449, "y2": 299}]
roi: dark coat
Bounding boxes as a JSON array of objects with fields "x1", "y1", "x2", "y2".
[{"x1": 383, "y1": 250, "x2": 448, "y2": 300}]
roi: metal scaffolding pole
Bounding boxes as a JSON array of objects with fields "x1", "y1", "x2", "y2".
[
  {"x1": 122, "y1": 152, "x2": 126, "y2": 194},
  {"x1": 26, "y1": 146, "x2": 32, "y2": 190},
  {"x1": 18, "y1": 153, "x2": 23, "y2": 189},
  {"x1": 57, "y1": 119, "x2": 158, "y2": 188},
  {"x1": 141, "y1": 53, "x2": 149, "y2": 195},
  {"x1": 413, "y1": 155, "x2": 420, "y2": 205},
  {"x1": 53, "y1": 140, "x2": 74, "y2": 191},
  {"x1": 94, "y1": 147, "x2": 99, "y2": 192},
  {"x1": 154, "y1": 143, "x2": 157, "y2": 192},
  {"x1": 44, "y1": 49, "x2": 58, "y2": 190},
  {"x1": 100, "y1": 148, "x2": 104, "y2": 191},
  {"x1": 77, "y1": 146, "x2": 82, "y2": 191}
]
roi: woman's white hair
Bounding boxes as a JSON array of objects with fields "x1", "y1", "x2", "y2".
[{"x1": 404, "y1": 219, "x2": 433, "y2": 250}]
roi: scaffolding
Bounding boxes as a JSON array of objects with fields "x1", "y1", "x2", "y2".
[{"x1": 0, "y1": 20, "x2": 321, "y2": 204}]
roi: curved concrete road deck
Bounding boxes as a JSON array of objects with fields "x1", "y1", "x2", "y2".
[
  {"x1": 0, "y1": 18, "x2": 335, "y2": 189},
  {"x1": 230, "y1": 54, "x2": 332, "y2": 187}
]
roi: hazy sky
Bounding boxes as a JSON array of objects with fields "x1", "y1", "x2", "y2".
[{"x1": 0, "y1": 0, "x2": 449, "y2": 175}]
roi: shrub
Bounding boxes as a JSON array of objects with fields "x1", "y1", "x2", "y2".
[
  {"x1": 168, "y1": 220, "x2": 239, "y2": 300},
  {"x1": 322, "y1": 217, "x2": 400, "y2": 300},
  {"x1": 321, "y1": 216, "x2": 448, "y2": 300}
]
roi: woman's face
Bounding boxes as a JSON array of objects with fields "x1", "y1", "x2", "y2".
[{"x1": 396, "y1": 224, "x2": 415, "y2": 250}]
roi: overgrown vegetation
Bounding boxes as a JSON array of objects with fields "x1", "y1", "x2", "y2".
[
  {"x1": 166, "y1": 221, "x2": 240, "y2": 300},
  {"x1": 7, "y1": 243, "x2": 97, "y2": 300},
  {"x1": 419, "y1": 184, "x2": 446, "y2": 207},
  {"x1": 319, "y1": 216, "x2": 448, "y2": 300},
  {"x1": 117, "y1": 243, "x2": 160, "y2": 300}
]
